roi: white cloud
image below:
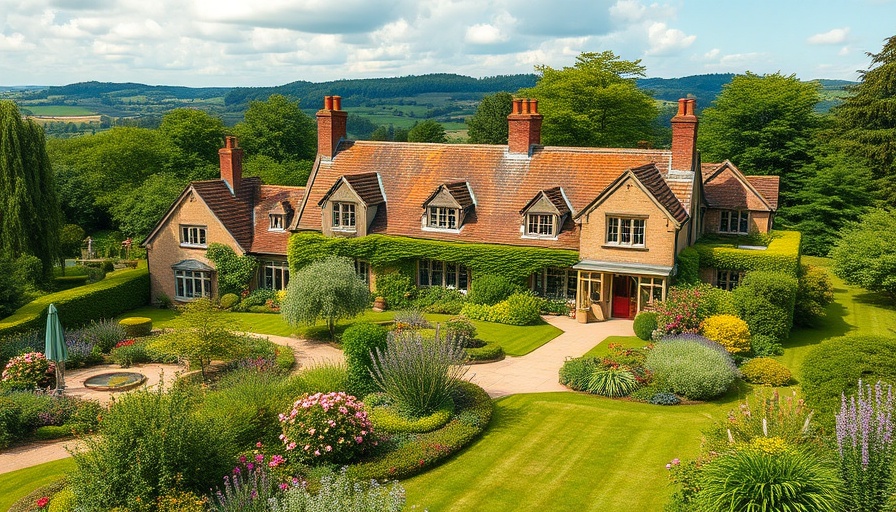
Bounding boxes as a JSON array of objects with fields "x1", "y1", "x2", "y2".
[
  {"x1": 0, "y1": 32, "x2": 33, "y2": 51},
  {"x1": 807, "y1": 27, "x2": 850, "y2": 45},
  {"x1": 645, "y1": 22, "x2": 696, "y2": 55},
  {"x1": 465, "y1": 24, "x2": 506, "y2": 45}
]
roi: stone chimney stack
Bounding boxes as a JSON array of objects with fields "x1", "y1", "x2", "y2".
[
  {"x1": 219, "y1": 135, "x2": 243, "y2": 194},
  {"x1": 507, "y1": 98, "x2": 543, "y2": 155},
  {"x1": 317, "y1": 95, "x2": 347, "y2": 160},
  {"x1": 671, "y1": 98, "x2": 698, "y2": 171}
]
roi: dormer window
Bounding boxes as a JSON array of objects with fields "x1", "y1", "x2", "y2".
[
  {"x1": 429, "y1": 207, "x2": 458, "y2": 229},
  {"x1": 269, "y1": 214, "x2": 285, "y2": 230},
  {"x1": 526, "y1": 214, "x2": 556, "y2": 237},
  {"x1": 422, "y1": 182, "x2": 475, "y2": 232},
  {"x1": 333, "y1": 202, "x2": 356, "y2": 231},
  {"x1": 520, "y1": 187, "x2": 571, "y2": 240}
]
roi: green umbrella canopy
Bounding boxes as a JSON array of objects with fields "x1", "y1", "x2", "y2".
[{"x1": 45, "y1": 304, "x2": 67, "y2": 362}]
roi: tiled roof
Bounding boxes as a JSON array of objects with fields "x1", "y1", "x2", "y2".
[
  {"x1": 746, "y1": 176, "x2": 780, "y2": 210},
  {"x1": 520, "y1": 187, "x2": 571, "y2": 216},
  {"x1": 632, "y1": 164, "x2": 690, "y2": 224},
  {"x1": 297, "y1": 141, "x2": 692, "y2": 250},
  {"x1": 422, "y1": 181, "x2": 475, "y2": 209},
  {"x1": 703, "y1": 161, "x2": 776, "y2": 211},
  {"x1": 191, "y1": 178, "x2": 261, "y2": 250},
  {"x1": 251, "y1": 185, "x2": 305, "y2": 255},
  {"x1": 318, "y1": 172, "x2": 385, "y2": 207}
]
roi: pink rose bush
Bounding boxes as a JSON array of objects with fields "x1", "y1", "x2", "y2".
[
  {"x1": 279, "y1": 392, "x2": 374, "y2": 464},
  {"x1": 2, "y1": 352, "x2": 53, "y2": 389}
]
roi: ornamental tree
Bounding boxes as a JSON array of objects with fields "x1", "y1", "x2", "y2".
[
  {"x1": 831, "y1": 209, "x2": 896, "y2": 300},
  {"x1": 280, "y1": 256, "x2": 370, "y2": 339}
]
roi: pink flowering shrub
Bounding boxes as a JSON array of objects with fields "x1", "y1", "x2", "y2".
[
  {"x1": 2, "y1": 352, "x2": 53, "y2": 389},
  {"x1": 654, "y1": 287, "x2": 704, "y2": 337},
  {"x1": 279, "y1": 392, "x2": 374, "y2": 464}
]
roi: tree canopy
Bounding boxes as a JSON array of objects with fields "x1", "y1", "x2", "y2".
[
  {"x1": 158, "y1": 108, "x2": 226, "y2": 166},
  {"x1": 518, "y1": 51, "x2": 658, "y2": 147},
  {"x1": 0, "y1": 100, "x2": 62, "y2": 276},
  {"x1": 831, "y1": 209, "x2": 896, "y2": 300},
  {"x1": 234, "y1": 94, "x2": 317, "y2": 162},
  {"x1": 407, "y1": 120, "x2": 447, "y2": 143},
  {"x1": 467, "y1": 92, "x2": 513, "y2": 144}
]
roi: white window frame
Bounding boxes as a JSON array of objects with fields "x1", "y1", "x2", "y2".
[
  {"x1": 355, "y1": 259, "x2": 370, "y2": 286},
  {"x1": 417, "y1": 259, "x2": 469, "y2": 291},
  {"x1": 174, "y1": 269, "x2": 211, "y2": 299},
  {"x1": 606, "y1": 217, "x2": 645, "y2": 247},
  {"x1": 269, "y1": 214, "x2": 285, "y2": 231},
  {"x1": 719, "y1": 210, "x2": 750, "y2": 234},
  {"x1": 526, "y1": 213, "x2": 556, "y2": 237},
  {"x1": 428, "y1": 206, "x2": 458, "y2": 230},
  {"x1": 180, "y1": 225, "x2": 207, "y2": 247},
  {"x1": 332, "y1": 202, "x2": 356, "y2": 231},
  {"x1": 638, "y1": 277, "x2": 665, "y2": 309},
  {"x1": 260, "y1": 260, "x2": 289, "y2": 290}
]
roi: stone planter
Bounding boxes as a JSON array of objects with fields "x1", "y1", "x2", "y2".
[{"x1": 372, "y1": 296, "x2": 387, "y2": 312}]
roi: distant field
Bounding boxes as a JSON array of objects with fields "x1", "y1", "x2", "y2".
[{"x1": 27, "y1": 105, "x2": 96, "y2": 116}]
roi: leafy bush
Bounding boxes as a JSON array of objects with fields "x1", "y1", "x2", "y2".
[
  {"x1": 740, "y1": 357, "x2": 792, "y2": 386},
  {"x1": 110, "y1": 338, "x2": 151, "y2": 367},
  {"x1": 374, "y1": 271, "x2": 415, "y2": 310},
  {"x1": 271, "y1": 468, "x2": 405, "y2": 512},
  {"x1": 413, "y1": 286, "x2": 466, "y2": 314},
  {"x1": 279, "y1": 391, "x2": 374, "y2": 464},
  {"x1": 34, "y1": 424, "x2": 74, "y2": 440},
  {"x1": 459, "y1": 302, "x2": 491, "y2": 322},
  {"x1": 206, "y1": 243, "x2": 257, "y2": 296},
  {"x1": 794, "y1": 264, "x2": 834, "y2": 327},
  {"x1": 629, "y1": 384, "x2": 668, "y2": 403},
  {"x1": 1, "y1": 352, "x2": 51, "y2": 390},
  {"x1": 698, "y1": 449, "x2": 843, "y2": 512},
  {"x1": 633, "y1": 311, "x2": 658, "y2": 340},
  {"x1": 465, "y1": 343, "x2": 504, "y2": 362},
  {"x1": 499, "y1": 293, "x2": 542, "y2": 325},
  {"x1": 559, "y1": 357, "x2": 600, "y2": 391},
  {"x1": 341, "y1": 323, "x2": 389, "y2": 396},
  {"x1": 701, "y1": 314, "x2": 751, "y2": 354},
  {"x1": 540, "y1": 298, "x2": 570, "y2": 315},
  {"x1": 240, "y1": 288, "x2": 276, "y2": 308},
  {"x1": 648, "y1": 392, "x2": 681, "y2": 406},
  {"x1": 118, "y1": 316, "x2": 152, "y2": 338},
  {"x1": 82, "y1": 318, "x2": 127, "y2": 353},
  {"x1": 0, "y1": 396, "x2": 20, "y2": 448},
  {"x1": 588, "y1": 367, "x2": 638, "y2": 397},
  {"x1": 467, "y1": 274, "x2": 520, "y2": 305},
  {"x1": 84, "y1": 265, "x2": 106, "y2": 284},
  {"x1": 370, "y1": 330, "x2": 467, "y2": 417},
  {"x1": 645, "y1": 337, "x2": 739, "y2": 400},
  {"x1": 732, "y1": 271, "x2": 798, "y2": 342},
  {"x1": 750, "y1": 334, "x2": 783, "y2": 357},
  {"x1": 444, "y1": 316, "x2": 477, "y2": 348},
  {"x1": 368, "y1": 396, "x2": 453, "y2": 434}
]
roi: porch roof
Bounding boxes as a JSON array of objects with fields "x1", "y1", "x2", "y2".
[{"x1": 572, "y1": 260, "x2": 673, "y2": 277}]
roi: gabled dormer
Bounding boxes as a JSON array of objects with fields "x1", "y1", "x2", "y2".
[
  {"x1": 268, "y1": 201, "x2": 293, "y2": 231},
  {"x1": 421, "y1": 182, "x2": 476, "y2": 232},
  {"x1": 317, "y1": 172, "x2": 385, "y2": 237},
  {"x1": 702, "y1": 160, "x2": 778, "y2": 234},
  {"x1": 519, "y1": 187, "x2": 572, "y2": 239}
]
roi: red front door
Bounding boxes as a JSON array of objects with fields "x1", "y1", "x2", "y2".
[{"x1": 612, "y1": 275, "x2": 635, "y2": 318}]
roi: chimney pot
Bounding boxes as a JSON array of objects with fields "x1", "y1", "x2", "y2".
[
  {"x1": 531, "y1": 99, "x2": 538, "y2": 114},
  {"x1": 507, "y1": 98, "x2": 543, "y2": 154},
  {"x1": 317, "y1": 94, "x2": 348, "y2": 159},
  {"x1": 324, "y1": 96, "x2": 334, "y2": 110},
  {"x1": 671, "y1": 97, "x2": 698, "y2": 171},
  {"x1": 333, "y1": 96, "x2": 342, "y2": 111}
]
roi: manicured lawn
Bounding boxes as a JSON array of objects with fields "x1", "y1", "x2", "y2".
[
  {"x1": 403, "y1": 392, "x2": 739, "y2": 512},
  {"x1": 120, "y1": 306, "x2": 297, "y2": 337},
  {"x1": 582, "y1": 335, "x2": 646, "y2": 358},
  {"x1": 425, "y1": 314, "x2": 562, "y2": 356},
  {"x1": 0, "y1": 458, "x2": 76, "y2": 511}
]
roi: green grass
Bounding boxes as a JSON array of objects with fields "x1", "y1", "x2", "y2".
[
  {"x1": 0, "y1": 458, "x2": 76, "y2": 511},
  {"x1": 26, "y1": 105, "x2": 96, "y2": 116},
  {"x1": 403, "y1": 392, "x2": 738, "y2": 512},
  {"x1": 582, "y1": 335, "x2": 646, "y2": 358}
]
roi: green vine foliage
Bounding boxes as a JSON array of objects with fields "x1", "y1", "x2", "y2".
[
  {"x1": 287, "y1": 233, "x2": 580, "y2": 282},
  {"x1": 694, "y1": 230, "x2": 801, "y2": 278},
  {"x1": 205, "y1": 243, "x2": 257, "y2": 296}
]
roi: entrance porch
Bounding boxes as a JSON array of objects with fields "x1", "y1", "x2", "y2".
[{"x1": 571, "y1": 260, "x2": 673, "y2": 322}]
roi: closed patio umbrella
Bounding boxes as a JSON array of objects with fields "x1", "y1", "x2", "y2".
[{"x1": 44, "y1": 304, "x2": 67, "y2": 394}]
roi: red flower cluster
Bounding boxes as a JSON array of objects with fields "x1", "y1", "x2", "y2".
[{"x1": 114, "y1": 339, "x2": 136, "y2": 349}]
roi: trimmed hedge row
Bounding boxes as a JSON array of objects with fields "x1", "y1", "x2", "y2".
[
  {"x1": 693, "y1": 230, "x2": 801, "y2": 278},
  {"x1": 0, "y1": 264, "x2": 150, "y2": 337},
  {"x1": 288, "y1": 232, "x2": 579, "y2": 283},
  {"x1": 348, "y1": 380, "x2": 492, "y2": 480}
]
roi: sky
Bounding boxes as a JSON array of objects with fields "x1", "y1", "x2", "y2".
[{"x1": 1, "y1": 0, "x2": 894, "y2": 87}]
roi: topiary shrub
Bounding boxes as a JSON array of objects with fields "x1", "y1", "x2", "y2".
[
  {"x1": 701, "y1": 314, "x2": 751, "y2": 354},
  {"x1": 117, "y1": 317, "x2": 152, "y2": 338},
  {"x1": 750, "y1": 334, "x2": 784, "y2": 357},
  {"x1": 633, "y1": 311, "x2": 658, "y2": 340},
  {"x1": 467, "y1": 274, "x2": 520, "y2": 305},
  {"x1": 218, "y1": 293, "x2": 240, "y2": 310},
  {"x1": 794, "y1": 264, "x2": 834, "y2": 327},
  {"x1": 341, "y1": 322, "x2": 389, "y2": 396},
  {"x1": 374, "y1": 271, "x2": 415, "y2": 310},
  {"x1": 645, "y1": 336, "x2": 739, "y2": 401},
  {"x1": 559, "y1": 357, "x2": 600, "y2": 392},
  {"x1": 444, "y1": 316, "x2": 477, "y2": 347},
  {"x1": 740, "y1": 357, "x2": 792, "y2": 386},
  {"x1": 368, "y1": 397, "x2": 453, "y2": 434},
  {"x1": 465, "y1": 342, "x2": 504, "y2": 362},
  {"x1": 587, "y1": 367, "x2": 638, "y2": 397},
  {"x1": 732, "y1": 271, "x2": 798, "y2": 342}
]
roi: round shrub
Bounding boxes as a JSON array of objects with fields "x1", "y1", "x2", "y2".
[
  {"x1": 740, "y1": 357, "x2": 792, "y2": 386},
  {"x1": 110, "y1": 339, "x2": 151, "y2": 367},
  {"x1": 701, "y1": 314, "x2": 751, "y2": 354},
  {"x1": 559, "y1": 357, "x2": 600, "y2": 391},
  {"x1": 587, "y1": 367, "x2": 637, "y2": 397},
  {"x1": 368, "y1": 398, "x2": 453, "y2": 434},
  {"x1": 733, "y1": 271, "x2": 798, "y2": 341},
  {"x1": 466, "y1": 342, "x2": 504, "y2": 362},
  {"x1": 444, "y1": 316, "x2": 477, "y2": 347},
  {"x1": 1, "y1": 352, "x2": 51, "y2": 390},
  {"x1": 698, "y1": 449, "x2": 843, "y2": 512},
  {"x1": 495, "y1": 292, "x2": 542, "y2": 325},
  {"x1": 633, "y1": 311, "x2": 658, "y2": 340},
  {"x1": 645, "y1": 337, "x2": 739, "y2": 401},
  {"x1": 117, "y1": 317, "x2": 153, "y2": 338},
  {"x1": 750, "y1": 334, "x2": 783, "y2": 357},
  {"x1": 648, "y1": 392, "x2": 681, "y2": 406},
  {"x1": 279, "y1": 391, "x2": 374, "y2": 464},
  {"x1": 341, "y1": 322, "x2": 389, "y2": 396},
  {"x1": 467, "y1": 274, "x2": 520, "y2": 305},
  {"x1": 218, "y1": 293, "x2": 240, "y2": 310}
]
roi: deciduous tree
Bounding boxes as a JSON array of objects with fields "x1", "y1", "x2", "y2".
[
  {"x1": 407, "y1": 120, "x2": 447, "y2": 143},
  {"x1": 107, "y1": 173, "x2": 186, "y2": 240},
  {"x1": 281, "y1": 256, "x2": 370, "y2": 339},
  {"x1": 159, "y1": 108, "x2": 226, "y2": 165},
  {"x1": 831, "y1": 209, "x2": 896, "y2": 300},
  {"x1": 234, "y1": 94, "x2": 316, "y2": 162},
  {"x1": 467, "y1": 92, "x2": 513, "y2": 144}
]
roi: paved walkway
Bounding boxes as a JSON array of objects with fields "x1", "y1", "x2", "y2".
[
  {"x1": 465, "y1": 315, "x2": 634, "y2": 397},
  {"x1": 0, "y1": 319, "x2": 628, "y2": 475}
]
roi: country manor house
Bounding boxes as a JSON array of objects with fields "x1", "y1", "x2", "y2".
[{"x1": 143, "y1": 96, "x2": 778, "y2": 321}]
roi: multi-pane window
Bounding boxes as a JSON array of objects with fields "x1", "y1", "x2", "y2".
[
  {"x1": 174, "y1": 270, "x2": 211, "y2": 299},
  {"x1": 269, "y1": 214, "x2": 284, "y2": 230},
  {"x1": 261, "y1": 260, "x2": 289, "y2": 290},
  {"x1": 180, "y1": 226, "x2": 207, "y2": 247},
  {"x1": 532, "y1": 267, "x2": 577, "y2": 299},
  {"x1": 355, "y1": 260, "x2": 370, "y2": 286},
  {"x1": 638, "y1": 277, "x2": 665, "y2": 307},
  {"x1": 720, "y1": 210, "x2": 749, "y2": 234},
  {"x1": 606, "y1": 217, "x2": 645, "y2": 246},
  {"x1": 428, "y1": 207, "x2": 458, "y2": 229},
  {"x1": 717, "y1": 270, "x2": 742, "y2": 291},
  {"x1": 332, "y1": 202, "x2": 356, "y2": 230},
  {"x1": 418, "y1": 259, "x2": 469, "y2": 290},
  {"x1": 526, "y1": 214, "x2": 555, "y2": 236}
]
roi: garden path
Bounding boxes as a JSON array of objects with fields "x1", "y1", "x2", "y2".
[{"x1": 465, "y1": 316, "x2": 635, "y2": 398}]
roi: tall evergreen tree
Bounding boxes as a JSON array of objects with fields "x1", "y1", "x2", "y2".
[
  {"x1": 0, "y1": 101, "x2": 62, "y2": 276},
  {"x1": 467, "y1": 92, "x2": 513, "y2": 144},
  {"x1": 833, "y1": 35, "x2": 896, "y2": 206}
]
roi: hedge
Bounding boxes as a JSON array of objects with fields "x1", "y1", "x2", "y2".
[
  {"x1": 0, "y1": 263, "x2": 150, "y2": 337},
  {"x1": 288, "y1": 232, "x2": 579, "y2": 283},
  {"x1": 694, "y1": 230, "x2": 801, "y2": 278}
]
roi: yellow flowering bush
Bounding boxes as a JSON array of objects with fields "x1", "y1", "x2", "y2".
[
  {"x1": 741, "y1": 357, "x2": 793, "y2": 386},
  {"x1": 748, "y1": 436, "x2": 788, "y2": 454},
  {"x1": 702, "y1": 314, "x2": 751, "y2": 354}
]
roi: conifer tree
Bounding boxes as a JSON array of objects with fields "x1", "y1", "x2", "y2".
[{"x1": 0, "y1": 100, "x2": 62, "y2": 277}]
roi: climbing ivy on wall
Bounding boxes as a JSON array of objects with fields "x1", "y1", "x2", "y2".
[
  {"x1": 287, "y1": 233, "x2": 580, "y2": 283},
  {"x1": 693, "y1": 230, "x2": 801, "y2": 277}
]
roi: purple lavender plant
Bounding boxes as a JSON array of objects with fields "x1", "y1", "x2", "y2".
[
  {"x1": 835, "y1": 379, "x2": 894, "y2": 512},
  {"x1": 211, "y1": 461, "x2": 275, "y2": 512}
]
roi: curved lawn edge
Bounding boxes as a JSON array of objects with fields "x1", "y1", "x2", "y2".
[{"x1": 0, "y1": 458, "x2": 76, "y2": 511}]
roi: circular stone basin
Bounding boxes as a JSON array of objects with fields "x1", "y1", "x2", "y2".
[{"x1": 83, "y1": 372, "x2": 147, "y2": 391}]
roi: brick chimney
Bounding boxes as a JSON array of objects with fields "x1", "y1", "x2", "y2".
[
  {"x1": 219, "y1": 135, "x2": 243, "y2": 194},
  {"x1": 317, "y1": 95, "x2": 347, "y2": 160},
  {"x1": 507, "y1": 98, "x2": 543, "y2": 155},
  {"x1": 671, "y1": 98, "x2": 698, "y2": 171}
]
